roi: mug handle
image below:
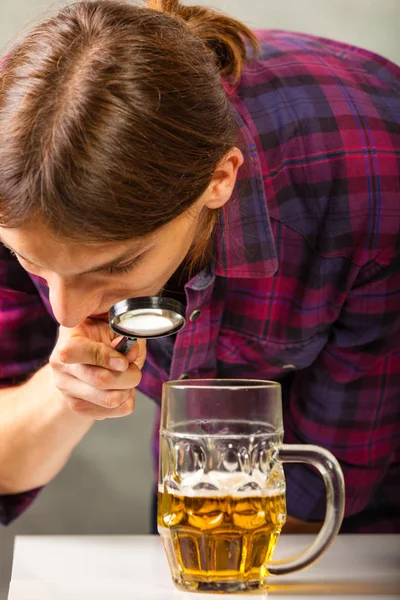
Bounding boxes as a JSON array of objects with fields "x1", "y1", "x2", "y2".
[{"x1": 267, "y1": 444, "x2": 345, "y2": 576}]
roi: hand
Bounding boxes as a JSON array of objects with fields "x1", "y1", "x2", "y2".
[{"x1": 50, "y1": 318, "x2": 146, "y2": 420}]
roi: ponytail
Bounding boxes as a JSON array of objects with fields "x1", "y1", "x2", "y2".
[{"x1": 147, "y1": 0, "x2": 260, "y2": 81}]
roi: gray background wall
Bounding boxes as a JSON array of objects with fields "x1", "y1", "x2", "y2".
[
  {"x1": 0, "y1": 0, "x2": 399, "y2": 598},
  {"x1": 1, "y1": 0, "x2": 400, "y2": 64}
]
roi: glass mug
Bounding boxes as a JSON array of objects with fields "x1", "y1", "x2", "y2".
[{"x1": 158, "y1": 380, "x2": 345, "y2": 593}]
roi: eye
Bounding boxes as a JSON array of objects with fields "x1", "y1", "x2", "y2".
[{"x1": 105, "y1": 256, "x2": 143, "y2": 275}]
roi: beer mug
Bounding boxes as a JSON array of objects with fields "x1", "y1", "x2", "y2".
[{"x1": 158, "y1": 380, "x2": 345, "y2": 593}]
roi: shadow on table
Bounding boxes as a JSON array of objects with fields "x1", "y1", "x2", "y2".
[{"x1": 268, "y1": 580, "x2": 399, "y2": 595}]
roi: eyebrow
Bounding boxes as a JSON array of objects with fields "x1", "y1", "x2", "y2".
[{"x1": 0, "y1": 239, "x2": 147, "y2": 275}]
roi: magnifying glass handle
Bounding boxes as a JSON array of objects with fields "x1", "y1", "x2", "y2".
[{"x1": 114, "y1": 336, "x2": 137, "y2": 355}]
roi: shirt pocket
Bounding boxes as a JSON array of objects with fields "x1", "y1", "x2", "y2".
[{"x1": 216, "y1": 329, "x2": 329, "y2": 379}]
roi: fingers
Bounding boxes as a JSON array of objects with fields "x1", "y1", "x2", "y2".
[
  {"x1": 69, "y1": 361, "x2": 142, "y2": 391},
  {"x1": 49, "y1": 326, "x2": 146, "y2": 420},
  {"x1": 66, "y1": 394, "x2": 136, "y2": 420},
  {"x1": 119, "y1": 338, "x2": 147, "y2": 369},
  {"x1": 55, "y1": 369, "x2": 139, "y2": 408},
  {"x1": 53, "y1": 337, "x2": 129, "y2": 371}
]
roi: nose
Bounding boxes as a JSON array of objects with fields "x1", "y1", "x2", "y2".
[{"x1": 47, "y1": 275, "x2": 98, "y2": 328}]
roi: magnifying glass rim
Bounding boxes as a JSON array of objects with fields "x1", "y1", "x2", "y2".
[{"x1": 109, "y1": 296, "x2": 186, "y2": 339}]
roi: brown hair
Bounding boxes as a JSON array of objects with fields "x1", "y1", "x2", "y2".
[{"x1": 0, "y1": 0, "x2": 259, "y2": 265}]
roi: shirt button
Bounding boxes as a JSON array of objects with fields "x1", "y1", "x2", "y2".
[
  {"x1": 189, "y1": 309, "x2": 201, "y2": 322},
  {"x1": 178, "y1": 373, "x2": 190, "y2": 380}
]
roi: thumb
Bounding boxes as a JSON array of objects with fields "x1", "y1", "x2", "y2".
[{"x1": 112, "y1": 337, "x2": 147, "y2": 368}]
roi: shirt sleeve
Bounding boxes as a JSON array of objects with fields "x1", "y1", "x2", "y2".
[
  {"x1": 283, "y1": 255, "x2": 400, "y2": 522},
  {"x1": 0, "y1": 244, "x2": 58, "y2": 525}
]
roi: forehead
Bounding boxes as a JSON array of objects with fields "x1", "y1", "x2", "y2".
[
  {"x1": 0, "y1": 221, "x2": 142, "y2": 255},
  {"x1": 0, "y1": 221, "x2": 151, "y2": 278}
]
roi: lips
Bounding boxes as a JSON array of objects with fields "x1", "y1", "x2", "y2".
[{"x1": 89, "y1": 312, "x2": 109, "y2": 320}]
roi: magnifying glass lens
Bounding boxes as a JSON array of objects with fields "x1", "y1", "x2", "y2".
[
  {"x1": 116, "y1": 309, "x2": 183, "y2": 336},
  {"x1": 109, "y1": 297, "x2": 186, "y2": 350}
]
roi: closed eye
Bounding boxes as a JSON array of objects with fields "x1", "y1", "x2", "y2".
[{"x1": 105, "y1": 256, "x2": 144, "y2": 275}]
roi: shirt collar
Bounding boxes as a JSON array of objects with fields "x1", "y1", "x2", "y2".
[{"x1": 214, "y1": 106, "x2": 278, "y2": 279}]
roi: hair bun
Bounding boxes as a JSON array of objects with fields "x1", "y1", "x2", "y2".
[
  {"x1": 147, "y1": 0, "x2": 259, "y2": 82},
  {"x1": 147, "y1": 0, "x2": 179, "y2": 13}
]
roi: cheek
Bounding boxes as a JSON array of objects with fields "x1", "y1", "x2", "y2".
[
  {"x1": 98, "y1": 270, "x2": 165, "y2": 301},
  {"x1": 132, "y1": 255, "x2": 179, "y2": 284},
  {"x1": 96, "y1": 240, "x2": 189, "y2": 297}
]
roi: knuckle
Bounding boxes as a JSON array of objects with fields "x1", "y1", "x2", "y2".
[
  {"x1": 94, "y1": 413, "x2": 108, "y2": 421},
  {"x1": 93, "y1": 345, "x2": 106, "y2": 367},
  {"x1": 49, "y1": 350, "x2": 60, "y2": 368},
  {"x1": 130, "y1": 365, "x2": 143, "y2": 387},
  {"x1": 57, "y1": 343, "x2": 72, "y2": 364},
  {"x1": 104, "y1": 390, "x2": 125, "y2": 409},
  {"x1": 92, "y1": 368, "x2": 112, "y2": 389},
  {"x1": 54, "y1": 375, "x2": 68, "y2": 393},
  {"x1": 121, "y1": 394, "x2": 135, "y2": 415},
  {"x1": 67, "y1": 397, "x2": 87, "y2": 414}
]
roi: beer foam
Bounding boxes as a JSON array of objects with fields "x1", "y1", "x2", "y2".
[{"x1": 159, "y1": 470, "x2": 285, "y2": 498}]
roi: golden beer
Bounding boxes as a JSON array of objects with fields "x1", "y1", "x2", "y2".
[
  {"x1": 158, "y1": 484, "x2": 286, "y2": 590},
  {"x1": 159, "y1": 381, "x2": 345, "y2": 592}
]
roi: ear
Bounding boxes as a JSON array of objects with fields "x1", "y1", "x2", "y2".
[{"x1": 203, "y1": 147, "x2": 244, "y2": 210}]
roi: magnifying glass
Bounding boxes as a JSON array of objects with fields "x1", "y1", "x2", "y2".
[{"x1": 109, "y1": 296, "x2": 186, "y2": 354}]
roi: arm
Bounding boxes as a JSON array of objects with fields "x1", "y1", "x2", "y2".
[
  {"x1": 0, "y1": 246, "x2": 145, "y2": 524},
  {"x1": 0, "y1": 247, "x2": 94, "y2": 521},
  {"x1": 0, "y1": 365, "x2": 94, "y2": 495},
  {"x1": 0, "y1": 244, "x2": 77, "y2": 501},
  {"x1": 0, "y1": 328, "x2": 146, "y2": 526},
  {"x1": 283, "y1": 256, "x2": 400, "y2": 525}
]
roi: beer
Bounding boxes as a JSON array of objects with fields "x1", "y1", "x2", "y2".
[
  {"x1": 158, "y1": 473, "x2": 286, "y2": 590},
  {"x1": 159, "y1": 381, "x2": 344, "y2": 591}
]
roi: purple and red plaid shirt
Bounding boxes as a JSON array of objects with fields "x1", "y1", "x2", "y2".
[{"x1": 1, "y1": 30, "x2": 399, "y2": 531}]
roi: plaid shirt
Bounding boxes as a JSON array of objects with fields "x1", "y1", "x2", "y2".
[{"x1": 1, "y1": 30, "x2": 399, "y2": 531}]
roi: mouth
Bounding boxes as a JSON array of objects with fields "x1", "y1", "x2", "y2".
[{"x1": 89, "y1": 312, "x2": 109, "y2": 321}]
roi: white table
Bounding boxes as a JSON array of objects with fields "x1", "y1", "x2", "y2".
[{"x1": 8, "y1": 535, "x2": 400, "y2": 600}]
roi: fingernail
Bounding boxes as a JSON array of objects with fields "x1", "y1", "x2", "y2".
[{"x1": 109, "y1": 358, "x2": 127, "y2": 371}]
